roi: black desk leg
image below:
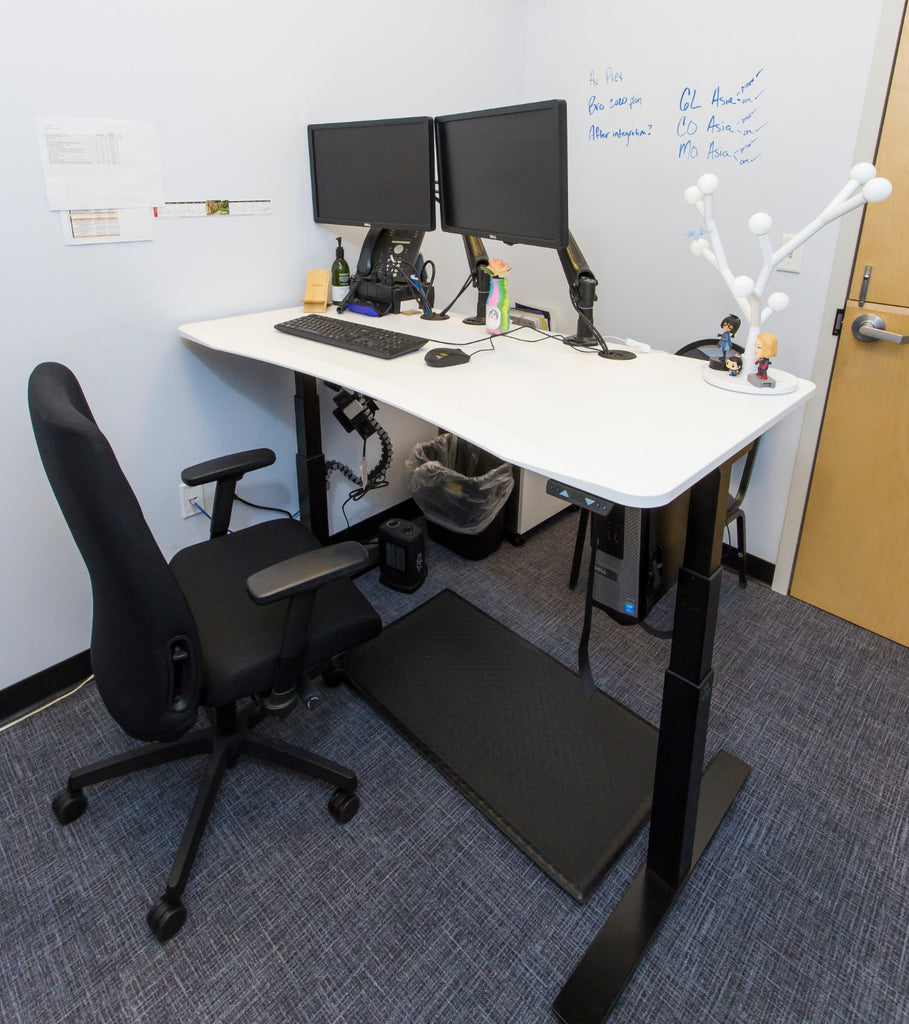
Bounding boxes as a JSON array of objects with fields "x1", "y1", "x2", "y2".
[
  {"x1": 293, "y1": 371, "x2": 329, "y2": 544},
  {"x1": 553, "y1": 466, "x2": 751, "y2": 1024}
]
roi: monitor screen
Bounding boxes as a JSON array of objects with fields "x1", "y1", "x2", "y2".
[
  {"x1": 434, "y1": 100, "x2": 569, "y2": 249},
  {"x1": 308, "y1": 116, "x2": 436, "y2": 232}
]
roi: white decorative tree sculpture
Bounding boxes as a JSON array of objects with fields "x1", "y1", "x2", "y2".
[{"x1": 685, "y1": 164, "x2": 892, "y2": 394}]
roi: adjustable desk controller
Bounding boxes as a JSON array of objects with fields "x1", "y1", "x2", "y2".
[{"x1": 546, "y1": 479, "x2": 615, "y2": 517}]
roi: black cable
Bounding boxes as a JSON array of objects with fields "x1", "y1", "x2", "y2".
[
  {"x1": 338, "y1": 479, "x2": 389, "y2": 530},
  {"x1": 566, "y1": 297, "x2": 608, "y2": 351},
  {"x1": 577, "y1": 529, "x2": 600, "y2": 698},
  {"x1": 326, "y1": 400, "x2": 393, "y2": 492},
  {"x1": 439, "y1": 273, "x2": 475, "y2": 316},
  {"x1": 395, "y1": 258, "x2": 450, "y2": 321},
  {"x1": 234, "y1": 495, "x2": 295, "y2": 519}
]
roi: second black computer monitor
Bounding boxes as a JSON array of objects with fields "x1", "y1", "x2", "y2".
[{"x1": 434, "y1": 99, "x2": 570, "y2": 250}]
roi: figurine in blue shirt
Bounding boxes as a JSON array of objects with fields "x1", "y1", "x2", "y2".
[
  {"x1": 717, "y1": 314, "x2": 741, "y2": 356},
  {"x1": 710, "y1": 314, "x2": 741, "y2": 369}
]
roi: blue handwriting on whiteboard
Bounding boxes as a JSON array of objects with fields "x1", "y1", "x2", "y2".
[
  {"x1": 588, "y1": 123, "x2": 654, "y2": 145},
  {"x1": 675, "y1": 68, "x2": 766, "y2": 163},
  {"x1": 589, "y1": 94, "x2": 643, "y2": 114},
  {"x1": 589, "y1": 68, "x2": 624, "y2": 86},
  {"x1": 706, "y1": 136, "x2": 763, "y2": 165},
  {"x1": 712, "y1": 68, "x2": 765, "y2": 106}
]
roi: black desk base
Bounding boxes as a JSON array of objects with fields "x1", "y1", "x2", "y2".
[
  {"x1": 294, "y1": 358, "x2": 750, "y2": 1020},
  {"x1": 553, "y1": 750, "x2": 749, "y2": 1022}
]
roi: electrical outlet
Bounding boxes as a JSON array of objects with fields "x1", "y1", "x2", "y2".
[
  {"x1": 180, "y1": 482, "x2": 205, "y2": 518},
  {"x1": 778, "y1": 234, "x2": 803, "y2": 274}
]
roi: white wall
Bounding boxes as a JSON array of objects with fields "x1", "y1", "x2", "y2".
[
  {"x1": 1, "y1": 0, "x2": 525, "y2": 688},
  {"x1": 2, "y1": 0, "x2": 899, "y2": 689}
]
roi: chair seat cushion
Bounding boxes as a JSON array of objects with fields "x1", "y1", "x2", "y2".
[{"x1": 169, "y1": 519, "x2": 381, "y2": 707}]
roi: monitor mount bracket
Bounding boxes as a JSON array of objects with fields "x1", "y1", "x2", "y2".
[
  {"x1": 461, "y1": 235, "x2": 491, "y2": 325},
  {"x1": 558, "y1": 232, "x2": 599, "y2": 347},
  {"x1": 559, "y1": 232, "x2": 634, "y2": 360},
  {"x1": 458, "y1": 230, "x2": 633, "y2": 359}
]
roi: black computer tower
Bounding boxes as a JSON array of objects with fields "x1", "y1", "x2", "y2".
[{"x1": 589, "y1": 492, "x2": 690, "y2": 625}]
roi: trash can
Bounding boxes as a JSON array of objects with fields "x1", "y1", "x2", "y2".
[{"x1": 407, "y1": 433, "x2": 514, "y2": 560}]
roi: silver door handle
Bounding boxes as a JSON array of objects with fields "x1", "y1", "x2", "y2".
[{"x1": 852, "y1": 314, "x2": 909, "y2": 345}]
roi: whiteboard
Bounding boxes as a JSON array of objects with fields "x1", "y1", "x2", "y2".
[{"x1": 513, "y1": 0, "x2": 888, "y2": 377}]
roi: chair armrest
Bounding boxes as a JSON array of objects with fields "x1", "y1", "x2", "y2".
[
  {"x1": 181, "y1": 448, "x2": 275, "y2": 486},
  {"x1": 246, "y1": 541, "x2": 371, "y2": 605}
]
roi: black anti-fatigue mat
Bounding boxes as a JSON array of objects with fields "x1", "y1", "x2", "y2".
[{"x1": 345, "y1": 589, "x2": 658, "y2": 902}]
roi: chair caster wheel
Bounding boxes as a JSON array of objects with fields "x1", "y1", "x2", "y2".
[
  {"x1": 328, "y1": 788, "x2": 360, "y2": 824},
  {"x1": 147, "y1": 896, "x2": 187, "y2": 943},
  {"x1": 52, "y1": 788, "x2": 87, "y2": 824}
]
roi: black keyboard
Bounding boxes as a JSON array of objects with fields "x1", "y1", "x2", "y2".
[{"x1": 274, "y1": 313, "x2": 429, "y2": 359}]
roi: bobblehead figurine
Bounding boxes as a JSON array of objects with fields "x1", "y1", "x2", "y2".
[
  {"x1": 725, "y1": 352, "x2": 743, "y2": 377},
  {"x1": 748, "y1": 333, "x2": 778, "y2": 388},
  {"x1": 710, "y1": 314, "x2": 741, "y2": 369}
]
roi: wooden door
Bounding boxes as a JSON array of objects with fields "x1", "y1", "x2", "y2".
[{"x1": 791, "y1": 15, "x2": 909, "y2": 645}]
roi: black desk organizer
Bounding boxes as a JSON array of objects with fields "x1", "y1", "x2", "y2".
[{"x1": 345, "y1": 588, "x2": 658, "y2": 903}]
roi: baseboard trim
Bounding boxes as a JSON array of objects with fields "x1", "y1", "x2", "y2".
[
  {"x1": 332, "y1": 498, "x2": 423, "y2": 544},
  {"x1": 722, "y1": 544, "x2": 774, "y2": 586},
  {"x1": 0, "y1": 650, "x2": 92, "y2": 724}
]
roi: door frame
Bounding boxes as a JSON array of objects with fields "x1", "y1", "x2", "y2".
[{"x1": 774, "y1": 0, "x2": 907, "y2": 594}]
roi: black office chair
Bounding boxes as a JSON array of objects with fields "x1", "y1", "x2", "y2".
[
  {"x1": 28, "y1": 362, "x2": 382, "y2": 942},
  {"x1": 568, "y1": 339, "x2": 759, "y2": 592}
]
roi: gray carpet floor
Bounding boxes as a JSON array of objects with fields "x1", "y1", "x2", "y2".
[{"x1": 1, "y1": 511, "x2": 907, "y2": 1023}]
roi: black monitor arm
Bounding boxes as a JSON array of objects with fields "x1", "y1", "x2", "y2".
[
  {"x1": 557, "y1": 231, "x2": 599, "y2": 347},
  {"x1": 557, "y1": 232, "x2": 634, "y2": 360},
  {"x1": 461, "y1": 235, "x2": 490, "y2": 325}
]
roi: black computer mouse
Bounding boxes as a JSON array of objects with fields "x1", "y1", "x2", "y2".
[{"x1": 425, "y1": 347, "x2": 471, "y2": 367}]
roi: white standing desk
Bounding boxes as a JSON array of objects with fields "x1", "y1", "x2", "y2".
[
  {"x1": 180, "y1": 307, "x2": 811, "y2": 509},
  {"x1": 179, "y1": 307, "x2": 815, "y2": 1023}
]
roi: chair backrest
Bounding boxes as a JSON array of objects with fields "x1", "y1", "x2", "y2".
[
  {"x1": 674, "y1": 338, "x2": 744, "y2": 362},
  {"x1": 28, "y1": 363, "x2": 201, "y2": 742}
]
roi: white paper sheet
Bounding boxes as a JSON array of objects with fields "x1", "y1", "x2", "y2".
[
  {"x1": 61, "y1": 208, "x2": 155, "y2": 245},
  {"x1": 36, "y1": 116, "x2": 165, "y2": 210}
]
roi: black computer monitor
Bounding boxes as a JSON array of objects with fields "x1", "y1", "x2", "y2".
[
  {"x1": 307, "y1": 115, "x2": 436, "y2": 232},
  {"x1": 434, "y1": 100, "x2": 569, "y2": 248},
  {"x1": 434, "y1": 99, "x2": 625, "y2": 354},
  {"x1": 307, "y1": 116, "x2": 438, "y2": 315}
]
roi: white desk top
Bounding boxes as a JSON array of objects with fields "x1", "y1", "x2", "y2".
[{"x1": 179, "y1": 307, "x2": 815, "y2": 509}]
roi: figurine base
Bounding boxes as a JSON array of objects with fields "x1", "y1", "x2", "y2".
[{"x1": 702, "y1": 364, "x2": 799, "y2": 395}]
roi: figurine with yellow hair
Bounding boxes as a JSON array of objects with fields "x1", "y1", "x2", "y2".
[{"x1": 749, "y1": 333, "x2": 778, "y2": 388}]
